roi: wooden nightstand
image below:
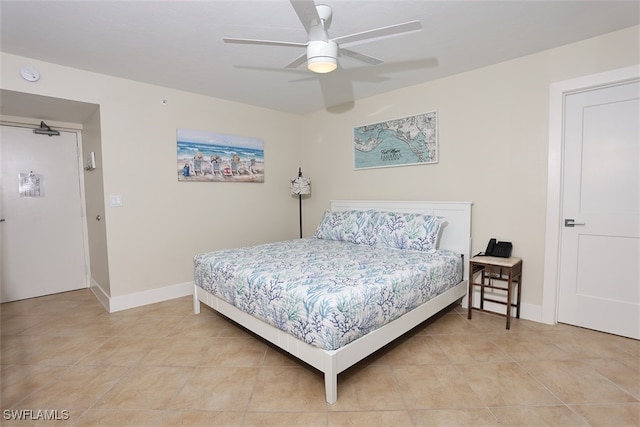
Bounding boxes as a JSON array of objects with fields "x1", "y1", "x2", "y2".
[{"x1": 467, "y1": 256, "x2": 523, "y2": 329}]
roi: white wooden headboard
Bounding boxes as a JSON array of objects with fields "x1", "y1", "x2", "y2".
[{"x1": 330, "y1": 200, "x2": 472, "y2": 279}]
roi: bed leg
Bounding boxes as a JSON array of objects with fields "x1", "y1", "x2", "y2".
[
  {"x1": 193, "y1": 289, "x2": 201, "y2": 315},
  {"x1": 325, "y1": 374, "x2": 337, "y2": 404}
]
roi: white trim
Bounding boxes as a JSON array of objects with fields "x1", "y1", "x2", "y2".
[
  {"x1": 543, "y1": 65, "x2": 640, "y2": 325},
  {"x1": 95, "y1": 281, "x2": 193, "y2": 313},
  {"x1": 89, "y1": 278, "x2": 110, "y2": 311}
]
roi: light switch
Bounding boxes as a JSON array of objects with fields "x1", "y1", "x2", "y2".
[{"x1": 110, "y1": 195, "x2": 123, "y2": 207}]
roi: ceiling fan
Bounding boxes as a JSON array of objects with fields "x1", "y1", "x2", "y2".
[{"x1": 223, "y1": 0, "x2": 422, "y2": 74}]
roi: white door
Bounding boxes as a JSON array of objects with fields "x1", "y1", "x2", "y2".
[
  {"x1": 558, "y1": 80, "x2": 639, "y2": 339},
  {"x1": 0, "y1": 125, "x2": 88, "y2": 302}
]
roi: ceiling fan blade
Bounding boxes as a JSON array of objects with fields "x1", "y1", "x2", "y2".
[
  {"x1": 285, "y1": 53, "x2": 309, "y2": 69},
  {"x1": 290, "y1": 0, "x2": 321, "y2": 33},
  {"x1": 340, "y1": 48, "x2": 383, "y2": 66},
  {"x1": 223, "y1": 37, "x2": 307, "y2": 48},
  {"x1": 333, "y1": 21, "x2": 422, "y2": 47}
]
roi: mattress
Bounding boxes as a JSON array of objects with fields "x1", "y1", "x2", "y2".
[{"x1": 194, "y1": 238, "x2": 462, "y2": 350}]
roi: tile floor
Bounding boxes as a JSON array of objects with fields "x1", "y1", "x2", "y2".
[{"x1": 1, "y1": 289, "x2": 638, "y2": 426}]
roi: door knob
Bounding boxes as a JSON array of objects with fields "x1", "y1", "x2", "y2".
[
  {"x1": 0, "y1": 218, "x2": 5, "y2": 222},
  {"x1": 564, "y1": 218, "x2": 586, "y2": 227}
]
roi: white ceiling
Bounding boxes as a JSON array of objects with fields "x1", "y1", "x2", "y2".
[{"x1": 1, "y1": 0, "x2": 638, "y2": 115}]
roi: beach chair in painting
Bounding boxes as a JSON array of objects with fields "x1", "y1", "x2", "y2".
[
  {"x1": 212, "y1": 161, "x2": 221, "y2": 176},
  {"x1": 231, "y1": 161, "x2": 240, "y2": 175}
]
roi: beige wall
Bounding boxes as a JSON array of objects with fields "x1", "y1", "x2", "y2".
[
  {"x1": 1, "y1": 53, "x2": 302, "y2": 299},
  {"x1": 301, "y1": 25, "x2": 640, "y2": 313},
  {"x1": 1, "y1": 25, "x2": 637, "y2": 316},
  {"x1": 82, "y1": 107, "x2": 110, "y2": 295}
]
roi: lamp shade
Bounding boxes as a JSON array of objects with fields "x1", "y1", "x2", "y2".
[{"x1": 290, "y1": 176, "x2": 311, "y2": 195}]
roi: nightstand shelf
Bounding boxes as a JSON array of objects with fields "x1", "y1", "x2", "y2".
[{"x1": 467, "y1": 256, "x2": 523, "y2": 329}]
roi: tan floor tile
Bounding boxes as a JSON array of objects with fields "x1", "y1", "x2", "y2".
[
  {"x1": 53, "y1": 299, "x2": 106, "y2": 318},
  {"x1": 572, "y1": 403, "x2": 640, "y2": 426},
  {"x1": 3, "y1": 288, "x2": 638, "y2": 425},
  {"x1": 517, "y1": 319, "x2": 578, "y2": 333},
  {"x1": 0, "y1": 364, "x2": 68, "y2": 408},
  {"x1": 466, "y1": 310, "x2": 530, "y2": 333},
  {"x1": 17, "y1": 365, "x2": 129, "y2": 409},
  {"x1": 107, "y1": 315, "x2": 185, "y2": 338},
  {"x1": 419, "y1": 313, "x2": 480, "y2": 335},
  {"x1": 0, "y1": 314, "x2": 50, "y2": 335},
  {"x1": 218, "y1": 320, "x2": 256, "y2": 338},
  {"x1": 489, "y1": 331, "x2": 573, "y2": 361},
  {"x1": 393, "y1": 364, "x2": 484, "y2": 409},
  {"x1": 328, "y1": 410, "x2": 412, "y2": 426},
  {"x1": 450, "y1": 303, "x2": 467, "y2": 315},
  {"x1": 139, "y1": 336, "x2": 217, "y2": 367},
  {"x1": 384, "y1": 335, "x2": 451, "y2": 365},
  {"x1": 19, "y1": 313, "x2": 118, "y2": 337},
  {"x1": 170, "y1": 366, "x2": 258, "y2": 411},
  {"x1": 198, "y1": 337, "x2": 267, "y2": 367},
  {"x1": 328, "y1": 364, "x2": 405, "y2": 411},
  {"x1": 490, "y1": 405, "x2": 589, "y2": 426},
  {"x1": 580, "y1": 357, "x2": 640, "y2": 399},
  {"x1": 158, "y1": 410, "x2": 244, "y2": 426},
  {"x1": 0, "y1": 334, "x2": 108, "y2": 365},
  {"x1": 262, "y1": 345, "x2": 307, "y2": 367},
  {"x1": 1, "y1": 297, "x2": 49, "y2": 318},
  {"x1": 78, "y1": 336, "x2": 160, "y2": 366},
  {"x1": 248, "y1": 366, "x2": 327, "y2": 412},
  {"x1": 245, "y1": 411, "x2": 327, "y2": 426},
  {"x1": 457, "y1": 362, "x2": 561, "y2": 407},
  {"x1": 604, "y1": 334, "x2": 640, "y2": 358},
  {"x1": 1, "y1": 294, "x2": 92, "y2": 319},
  {"x1": 432, "y1": 333, "x2": 512, "y2": 364},
  {"x1": 409, "y1": 408, "x2": 500, "y2": 426},
  {"x1": 520, "y1": 359, "x2": 638, "y2": 404},
  {"x1": 540, "y1": 328, "x2": 634, "y2": 359},
  {"x1": 166, "y1": 312, "x2": 229, "y2": 337},
  {"x1": 73, "y1": 409, "x2": 165, "y2": 426},
  {"x1": 94, "y1": 366, "x2": 193, "y2": 410}
]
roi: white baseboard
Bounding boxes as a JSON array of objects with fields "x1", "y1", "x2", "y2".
[
  {"x1": 89, "y1": 278, "x2": 110, "y2": 312},
  {"x1": 89, "y1": 279, "x2": 194, "y2": 313}
]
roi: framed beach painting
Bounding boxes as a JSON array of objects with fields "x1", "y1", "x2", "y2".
[
  {"x1": 353, "y1": 110, "x2": 438, "y2": 170},
  {"x1": 177, "y1": 128, "x2": 264, "y2": 183}
]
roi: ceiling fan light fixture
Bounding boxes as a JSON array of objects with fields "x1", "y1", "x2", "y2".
[
  {"x1": 307, "y1": 40, "x2": 338, "y2": 73},
  {"x1": 307, "y1": 57, "x2": 337, "y2": 73}
]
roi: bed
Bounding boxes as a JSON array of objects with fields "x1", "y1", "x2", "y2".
[{"x1": 193, "y1": 200, "x2": 472, "y2": 404}]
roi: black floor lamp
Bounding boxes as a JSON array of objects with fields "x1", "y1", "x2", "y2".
[{"x1": 290, "y1": 167, "x2": 311, "y2": 238}]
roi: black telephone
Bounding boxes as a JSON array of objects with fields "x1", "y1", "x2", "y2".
[{"x1": 483, "y1": 238, "x2": 513, "y2": 258}]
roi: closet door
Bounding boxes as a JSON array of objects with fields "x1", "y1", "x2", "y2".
[{"x1": 558, "y1": 80, "x2": 639, "y2": 339}]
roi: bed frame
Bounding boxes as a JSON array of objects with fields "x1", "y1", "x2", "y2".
[{"x1": 193, "y1": 200, "x2": 472, "y2": 404}]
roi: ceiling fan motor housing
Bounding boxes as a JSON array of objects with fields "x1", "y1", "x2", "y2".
[{"x1": 315, "y1": 4, "x2": 332, "y2": 28}]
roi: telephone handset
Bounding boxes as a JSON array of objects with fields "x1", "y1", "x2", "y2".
[{"x1": 482, "y1": 238, "x2": 512, "y2": 258}]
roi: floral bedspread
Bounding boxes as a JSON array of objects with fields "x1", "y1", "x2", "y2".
[{"x1": 194, "y1": 238, "x2": 462, "y2": 351}]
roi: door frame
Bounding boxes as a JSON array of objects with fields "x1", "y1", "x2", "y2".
[
  {"x1": 0, "y1": 120, "x2": 91, "y2": 296},
  {"x1": 542, "y1": 65, "x2": 640, "y2": 325}
]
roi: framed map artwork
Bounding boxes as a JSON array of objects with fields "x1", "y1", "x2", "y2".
[{"x1": 353, "y1": 111, "x2": 438, "y2": 170}]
